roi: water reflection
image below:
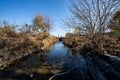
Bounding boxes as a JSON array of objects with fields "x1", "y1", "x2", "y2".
[
  {"x1": 0, "y1": 41, "x2": 86, "y2": 80},
  {"x1": 48, "y1": 41, "x2": 72, "y2": 57},
  {"x1": 47, "y1": 41, "x2": 86, "y2": 72}
]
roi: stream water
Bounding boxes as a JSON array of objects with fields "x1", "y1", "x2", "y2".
[
  {"x1": 0, "y1": 41, "x2": 120, "y2": 80},
  {"x1": 0, "y1": 41, "x2": 87, "y2": 80}
]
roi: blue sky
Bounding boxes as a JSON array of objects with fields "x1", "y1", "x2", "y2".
[{"x1": 0, "y1": 0, "x2": 70, "y2": 36}]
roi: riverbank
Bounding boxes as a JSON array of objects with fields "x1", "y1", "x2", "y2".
[
  {"x1": 63, "y1": 33, "x2": 85, "y2": 53},
  {"x1": 0, "y1": 27, "x2": 59, "y2": 70},
  {"x1": 0, "y1": 41, "x2": 120, "y2": 80},
  {"x1": 0, "y1": 41, "x2": 81, "y2": 80},
  {"x1": 63, "y1": 33, "x2": 120, "y2": 57},
  {"x1": 54, "y1": 33, "x2": 120, "y2": 80}
]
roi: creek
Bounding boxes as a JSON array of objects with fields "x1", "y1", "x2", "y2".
[{"x1": 0, "y1": 41, "x2": 120, "y2": 80}]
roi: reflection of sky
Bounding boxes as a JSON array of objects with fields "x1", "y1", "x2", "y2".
[
  {"x1": 47, "y1": 42, "x2": 87, "y2": 71},
  {"x1": 0, "y1": 0, "x2": 70, "y2": 36},
  {"x1": 49, "y1": 42, "x2": 71, "y2": 57}
]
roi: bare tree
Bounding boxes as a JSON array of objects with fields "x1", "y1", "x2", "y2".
[{"x1": 65, "y1": 0, "x2": 120, "y2": 54}]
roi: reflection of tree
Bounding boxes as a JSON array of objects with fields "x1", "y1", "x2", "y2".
[
  {"x1": 0, "y1": 70, "x2": 53, "y2": 80},
  {"x1": 7, "y1": 52, "x2": 48, "y2": 74}
]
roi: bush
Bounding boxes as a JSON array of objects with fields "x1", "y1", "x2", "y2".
[
  {"x1": 0, "y1": 27, "x2": 17, "y2": 38},
  {"x1": 0, "y1": 39, "x2": 9, "y2": 48},
  {"x1": 80, "y1": 44, "x2": 92, "y2": 55},
  {"x1": 37, "y1": 31, "x2": 49, "y2": 40}
]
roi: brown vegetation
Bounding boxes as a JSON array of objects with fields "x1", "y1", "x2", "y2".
[
  {"x1": 63, "y1": 33, "x2": 85, "y2": 53},
  {"x1": 0, "y1": 14, "x2": 58, "y2": 69},
  {"x1": 63, "y1": 0, "x2": 120, "y2": 56}
]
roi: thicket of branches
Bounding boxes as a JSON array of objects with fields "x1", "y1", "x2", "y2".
[{"x1": 64, "y1": 0, "x2": 120, "y2": 53}]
